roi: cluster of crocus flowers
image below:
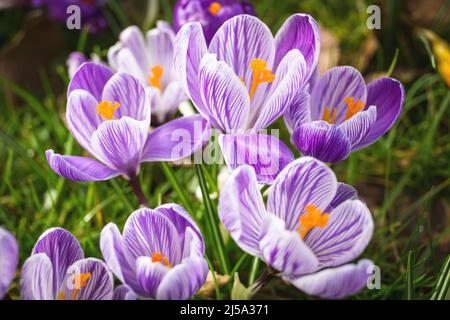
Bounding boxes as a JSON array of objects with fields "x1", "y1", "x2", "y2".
[
  {"x1": 0, "y1": 227, "x2": 18, "y2": 299},
  {"x1": 173, "y1": 0, "x2": 255, "y2": 44},
  {"x1": 174, "y1": 13, "x2": 320, "y2": 183},
  {"x1": 285, "y1": 66, "x2": 405, "y2": 162},
  {"x1": 46, "y1": 62, "x2": 210, "y2": 182},
  {"x1": 108, "y1": 23, "x2": 188, "y2": 124},
  {"x1": 31, "y1": 0, "x2": 107, "y2": 33},
  {"x1": 20, "y1": 228, "x2": 114, "y2": 300},
  {"x1": 100, "y1": 204, "x2": 209, "y2": 299},
  {"x1": 219, "y1": 157, "x2": 374, "y2": 298}
]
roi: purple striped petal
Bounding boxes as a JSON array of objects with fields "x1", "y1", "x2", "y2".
[
  {"x1": 101, "y1": 73, "x2": 151, "y2": 122},
  {"x1": 274, "y1": 14, "x2": 320, "y2": 78},
  {"x1": 289, "y1": 259, "x2": 374, "y2": 299},
  {"x1": 218, "y1": 165, "x2": 267, "y2": 257},
  {"x1": 20, "y1": 253, "x2": 54, "y2": 300},
  {"x1": 68, "y1": 63, "x2": 114, "y2": 100},
  {"x1": 267, "y1": 157, "x2": 337, "y2": 231},
  {"x1": 284, "y1": 90, "x2": 311, "y2": 134},
  {"x1": 136, "y1": 257, "x2": 170, "y2": 298},
  {"x1": 123, "y1": 208, "x2": 182, "y2": 267},
  {"x1": 339, "y1": 106, "x2": 377, "y2": 147},
  {"x1": 66, "y1": 90, "x2": 102, "y2": 155},
  {"x1": 292, "y1": 121, "x2": 352, "y2": 163},
  {"x1": 156, "y1": 81, "x2": 187, "y2": 123},
  {"x1": 209, "y1": 15, "x2": 275, "y2": 102},
  {"x1": 329, "y1": 183, "x2": 358, "y2": 210},
  {"x1": 113, "y1": 285, "x2": 137, "y2": 300},
  {"x1": 353, "y1": 78, "x2": 405, "y2": 150},
  {"x1": 174, "y1": 23, "x2": 209, "y2": 118},
  {"x1": 67, "y1": 52, "x2": 88, "y2": 79},
  {"x1": 182, "y1": 227, "x2": 204, "y2": 259},
  {"x1": 113, "y1": 48, "x2": 147, "y2": 85},
  {"x1": 90, "y1": 117, "x2": 148, "y2": 178},
  {"x1": 199, "y1": 54, "x2": 250, "y2": 131},
  {"x1": 156, "y1": 256, "x2": 208, "y2": 300},
  {"x1": 142, "y1": 115, "x2": 211, "y2": 162},
  {"x1": 100, "y1": 223, "x2": 139, "y2": 291},
  {"x1": 32, "y1": 228, "x2": 84, "y2": 296},
  {"x1": 0, "y1": 228, "x2": 18, "y2": 299},
  {"x1": 46, "y1": 150, "x2": 121, "y2": 182},
  {"x1": 219, "y1": 133, "x2": 294, "y2": 184},
  {"x1": 252, "y1": 49, "x2": 308, "y2": 130},
  {"x1": 259, "y1": 215, "x2": 319, "y2": 276},
  {"x1": 304, "y1": 200, "x2": 373, "y2": 268},
  {"x1": 59, "y1": 258, "x2": 114, "y2": 300},
  {"x1": 152, "y1": 204, "x2": 204, "y2": 257},
  {"x1": 146, "y1": 25, "x2": 176, "y2": 86},
  {"x1": 310, "y1": 67, "x2": 367, "y2": 124}
]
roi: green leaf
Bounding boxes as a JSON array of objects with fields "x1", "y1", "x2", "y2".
[{"x1": 431, "y1": 255, "x2": 450, "y2": 300}]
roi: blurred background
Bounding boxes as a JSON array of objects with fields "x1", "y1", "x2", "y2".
[{"x1": 0, "y1": 0, "x2": 449, "y2": 300}]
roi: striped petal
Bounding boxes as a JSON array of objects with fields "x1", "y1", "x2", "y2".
[
  {"x1": 284, "y1": 90, "x2": 311, "y2": 134},
  {"x1": 113, "y1": 285, "x2": 137, "y2": 300},
  {"x1": 218, "y1": 165, "x2": 267, "y2": 257},
  {"x1": 0, "y1": 228, "x2": 18, "y2": 299},
  {"x1": 259, "y1": 215, "x2": 319, "y2": 276},
  {"x1": 32, "y1": 228, "x2": 84, "y2": 296},
  {"x1": 68, "y1": 62, "x2": 114, "y2": 101},
  {"x1": 304, "y1": 200, "x2": 373, "y2": 268},
  {"x1": 46, "y1": 150, "x2": 120, "y2": 182},
  {"x1": 339, "y1": 105, "x2": 377, "y2": 147},
  {"x1": 199, "y1": 54, "x2": 250, "y2": 131},
  {"x1": 267, "y1": 157, "x2": 337, "y2": 231},
  {"x1": 289, "y1": 259, "x2": 374, "y2": 299},
  {"x1": 291, "y1": 121, "x2": 352, "y2": 163},
  {"x1": 20, "y1": 253, "x2": 54, "y2": 300},
  {"x1": 156, "y1": 256, "x2": 208, "y2": 300},
  {"x1": 136, "y1": 257, "x2": 170, "y2": 298}
]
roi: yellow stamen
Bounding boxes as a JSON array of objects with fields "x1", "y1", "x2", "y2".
[
  {"x1": 97, "y1": 101, "x2": 120, "y2": 120},
  {"x1": 208, "y1": 2, "x2": 222, "y2": 16},
  {"x1": 57, "y1": 272, "x2": 91, "y2": 300},
  {"x1": 239, "y1": 76, "x2": 246, "y2": 86},
  {"x1": 148, "y1": 65, "x2": 164, "y2": 91},
  {"x1": 152, "y1": 252, "x2": 172, "y2": 268},
  {"x1": 248, "y1": 59, "x2": 275, "y2": 100},
  {"x1": 344, "y1": 97, "x2": 365, "y2": 120},
  {"x1": 322, "y1": 107, "x2": 337, "y2": 124},
  {"x1": 296, "y1": 204, "x2": 329, "y2": 238}
]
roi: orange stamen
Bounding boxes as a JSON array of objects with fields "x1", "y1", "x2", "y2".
[
  {"x1": 208, "y1": 2, "x2": 222, "y2": 16},
  {"x1": 248, "y1": 59, "x2": 275, "y2": 100},
  {"x1": 344, "y1": 97, "x2": 365, "y2": 120},
  {"x1": 97, "y1": 101, "x2": 120, "y2": 120},
  {"x1": 151, "y1": 252, "x2": 172, "y2": 268},
  {"x1": 148, "y1": 65, "x2": 164, "y2": 91},
  {"x1": 296, "y1": 204, "x2": 329, "y2": 238},
  {"x1": 322, "y1": 107, "x2": 337, "y2": 124}
]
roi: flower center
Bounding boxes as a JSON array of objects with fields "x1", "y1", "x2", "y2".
[
  {"x1": 97, "y1": 101, "x2": 120, "y2": 120},
  {"x1": 296, "y1": 204, "x2": 329, "y2": 238},
  {"x1": 322, "y1": 97, "x2": 365, "y2": 124},
  {"x1": 151, "y1": 252, "x2": 172, "y2": 268},
  {"x1": 148, "y1": 65, "x2": 164, "y2": 91},
  {"x1": 248, "y1": 59, "x2": 276, "y2": 100},
  {"x1": 208, "y1": 2, "x2": 222, "y2": 16},
  {"x1": 57, "y1": 272, "x2": 92, "y2": 300}
]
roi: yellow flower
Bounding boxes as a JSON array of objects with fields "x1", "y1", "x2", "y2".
[{"x1": 421, "y1": 29, "x2": 450, "y2": 87}]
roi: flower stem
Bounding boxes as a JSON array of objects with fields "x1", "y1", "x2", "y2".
[
  {"x1": 195, "y1": 163, "x2": 230, "y2": 275},
  {"x1": 160, "y1": 162, "x2": 195, "y2": 215},
  {"x1": 129, "y1": 177, "x2": 148, "y2": 207},
  {"x1": 250, "y1": 269, "x2": 276, "y2": 294},
  {"x1": 248, "y1": 257, "x2": 261, "y2": 286}
]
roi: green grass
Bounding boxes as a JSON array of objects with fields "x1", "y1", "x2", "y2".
[{"x1": 0, "y1": 0, "x2": 449, "y2": 300}]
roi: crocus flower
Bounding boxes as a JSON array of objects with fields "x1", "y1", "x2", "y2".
[
  {"x1": 219, "y1": 157, "x2": 375, "y2": 299},
  {"x1": 108, "y1": 23, "x2": 188, "y2": 124},
  {"x1": 31, "y1": 0, "x2": 107, "y2": 33},
  {"x1": 67, "y1": 51, "x2": 88, "y2": 78},
  {"x1": 46, "y1": 62, "x2": 210, "y2": 182},
  {"x1": 0, "y1": 227, "x2": 18, "y2": 299},
  {"x1": 175, "y1": 14, "x2": 320, "y2": 183},
  {"x1": 20, "y1": 227, "x2": 114, "y2": 300},
  {"x1": 100, "y1": 204, "x2": 209, "y2": 300},
  {"x1": 173, "y1": 0, "x2": 255, "y2": 44},
  {"x1": 285, "y1": 66, "x2": 405, "y2": 163}
]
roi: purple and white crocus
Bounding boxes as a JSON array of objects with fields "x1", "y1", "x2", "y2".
[
  {"x1": 174, "y1": 13, "x2": 320, "y2": 183},
  {"x1": 100, "y1": 204, "x2": 209, "y2": 300},
  {"x1": 20, "y1": 228, "x2": 114, "y2": 300},
  {"x1": 285, "y1": 66, "x2": 405, "y2": 162},
  {"x1": 0, "y1": 227, "x2": 18, "y2": 299},
  {"x1": 173, "y1": 0, "x2": 255, "y2": 44},
  {"x1": 46, "y1": 62, "x2": 210, "y2": 182},
  {"x1": 108, "y1": 23, "x2": 188, "y2": 124},
  {"x1": 219, "y1": 157, "x2": 375, "y2": 298}
]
